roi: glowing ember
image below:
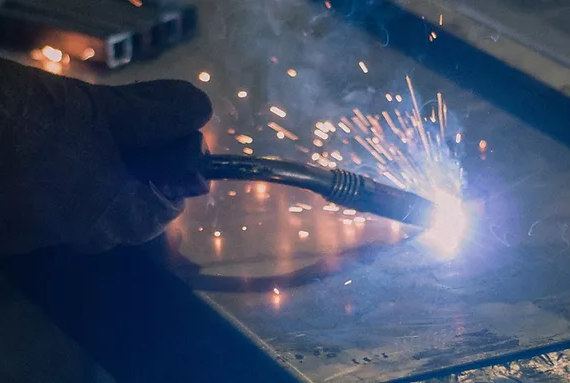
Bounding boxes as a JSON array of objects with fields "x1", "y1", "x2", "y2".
[
  {"x1": 288, "y1": 206, "x2": 303, "y2": 213},
  {"x1": 298, "y1": 230, "x2": 309, "y2": 239},
  {"x1": 479, "y1": 140, "x2": 488, "y2": 151},
  {"x1": 358, "y1": 61, "x2": 369, "y2": 73},
  {"x1": 273, "y1": 287, "x2": 280, "y2": 295},
  {"x1": 198, "y1": 72, "x2": 211, "y2": 82},
  {"x1": 343, "y1": 209, "x2": 357, "y2": 216},
  {"x1": 287, "y1": 69, "x2": 297, "y2": 77},
  {"x1": 243, "y1": 147, "x2": 254, "y2": 155},
  {"x1": 344, "y1": 280, "x2": 352, "y2": 286},
  {"x1": 237, "y1": 90, "x2": 248, "y2": 98},
  {"x1": 242, "y1": 226, "x2": 247, "y2": 231},
  {"x1": 354, "y1": 217, "x2": 366, "y2": 223},
  {"x1": 214, "y1": 231, "x2": 221, "y2": 237},
  {"x1": 277, "y1": 132, "x2": 285, "y2": 139},
  {"x1": 228, "y1": 191, "x2": 237, "y2": 196}
]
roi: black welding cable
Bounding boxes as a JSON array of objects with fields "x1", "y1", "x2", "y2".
[{"x1": 202, "y1": 154, "x2": 435, "y2": 227}]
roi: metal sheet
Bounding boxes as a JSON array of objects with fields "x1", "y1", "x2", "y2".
[{"x1": 10, "y1": 0, "x2": 570, "y2": 381}]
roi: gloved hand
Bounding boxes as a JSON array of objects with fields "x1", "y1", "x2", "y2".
[{"x1": 0, "y1": 58, "x2": 212, "y2": 255}]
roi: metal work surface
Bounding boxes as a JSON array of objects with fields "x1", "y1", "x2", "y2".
[{"x1": 6, "y1": 0, "x2": 570, "y2": 382}]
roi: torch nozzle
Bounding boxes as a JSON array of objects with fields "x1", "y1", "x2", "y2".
[{"x1": 202, "y1": 155, "x2": 436, "y2": 228}]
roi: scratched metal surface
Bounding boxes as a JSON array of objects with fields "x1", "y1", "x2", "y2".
[
  {"x1": 7, "y1": 0, "x2": 570, "y2": 382},
  {"x1": 421, "y1": 351, "x2": 570, "y2": 383},
  {"x1": 449, "y1": 0, "x2": 570, "y2": 70}
]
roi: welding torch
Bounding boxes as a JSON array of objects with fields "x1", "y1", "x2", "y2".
[{"x1": 132, "y1": 132, "x2": 436, "y2": 228}]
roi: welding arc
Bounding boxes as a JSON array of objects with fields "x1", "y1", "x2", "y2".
[{"x1": 202, "y1": 155, "x2": 435, "y2": 227}]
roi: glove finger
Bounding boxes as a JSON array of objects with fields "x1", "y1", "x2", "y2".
[{"x1": 96, "y1": 80, "x2": 213, "y2": 149}]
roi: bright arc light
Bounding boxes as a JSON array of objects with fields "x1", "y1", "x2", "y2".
[{"x1": 422, "y1": 190, "x2": 470, "y2": 258}]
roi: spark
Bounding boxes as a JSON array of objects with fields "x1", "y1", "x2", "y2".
[
  {"x1": 311, "y1": 153, "x2": 321, "y2": 161},
  {"x1": 237, "y1": 90, "x2": 248, "y2": 98},
  {"x1": 288, "y1": 206, "x2": 303, "y2": 213},
  {"x1": 41, "y1": 46, "x2": 63, "y2": 62},
  {"x1": 129, "y1": 0, "x2": 143, "y2": 6},
  {"x1": 439, "y1": 14, "x2": 443, "y2": 25},
  {"x1": 198, "y1": 72, "x2": 211, "y2": 82},
  {"x1": 243, "y1": 147, "x2": 254, "y2": 155},
  {"x1": 331, "y1": 151, "x2": 343, "y2": 161},
  {"x1": 298, "y1": 230, "x2": 309, "y2": 239},
  {"x1": 358, "y1": 61, "x2": 369, "y2": 73},
  {"x1": 324, "y1": 0, "x2": 331, "y2": 9},
  {"x1": 354, "y1": 217, "x2": 366, "y2": 223},
  {"x1": 270, "y1": 106, "x2": 287, "y2": 118},
  {"x1": 386, "y1": 94, "x2": 393, "y2": 102},
  {"x1": 268, "y1": 122, "x2": 299, "y2": 140},
  {"x1": 228, "y1": 191, "x2": 237, "y2": 196},
  {"x1": 395, "y1": 95, "x2": 403, "y2": 102},
  {"x1": 198, "y1": 227, "x2": 204, "y2": 232},
  {"x1": 343, "y1": 209, "x2": 357, "y2": 216},
  {"x1": 277, "y1": 132, "x2": 285, "y2": 139},
  {"x1": 287, "y1": 69, "x2": 297, "y2": 77},
  {"x1": 479, "y1": 140, "x2": 488, "y2": 151},
  {"x1": 406, "y1": 75, "x2": 431, "y2": 160},
  {"x1": 296, "y1": 203, "x2": 313, "y2": 210},
  {"x1": 242, "y1": 226, "x2": 247, "y2": 231},
  {"x1": 323, "y1": 204, "x2": 339, "y2": 212},
  {"x1": 344, "y1": 280, "x2": 352, "y2": 286},
  {"x1": 429, "y1": 31, "x2": 438, "y2": 42},
  {"x1": 343, "y1": 219, "x2": 353, "y2": 225},
  {"x1": 437, "y1": 92, "x2": 445, "y2": 139},
  {"x1": 455, "y1": 133, "x2": 462, "y2": 144},
  {"x1": 214, "y1": 231, "x2": 221, "y2": 237},
  {"x1": 235, "y1": 134, "x2": 253, "y2": 144},
  {"x1": 338, "y1": 122, "x2": 351, "y2": 133},
  {"x1": 314, "y1": 130, "x2": 329, "y2": 140},
  {"x1": 273, "y1": 287, "x2": 280, "y2": 295},
  {"x1": 313, "y1": 139, "x2": 324, "y2": 147}
]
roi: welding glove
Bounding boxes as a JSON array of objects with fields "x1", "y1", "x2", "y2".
[{"x1": 0, "y1": 58, "x2": 212, "y2": 255}]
